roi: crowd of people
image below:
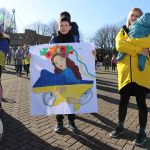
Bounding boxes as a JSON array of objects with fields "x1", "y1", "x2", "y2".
[
  {"x1": 14, "y1": 45, "x2": 30, "y2": 77},
  {"x1": 0, "y1": 37, "x2": 30, "y2": 109},
  {"x1": 0, "y1": 8, "x2": 150, "y2": 146},
  {"x1": 95, "y1": 53, "x2": 117, "y2": 71}
]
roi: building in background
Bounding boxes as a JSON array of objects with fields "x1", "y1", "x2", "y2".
[{"x1": 9, "y1": 29, "x2": 51, "y2": 48}]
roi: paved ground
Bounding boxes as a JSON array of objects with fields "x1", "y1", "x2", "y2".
[{"x1": 0, "y1": 64, "x2": 150, "y2": 150}]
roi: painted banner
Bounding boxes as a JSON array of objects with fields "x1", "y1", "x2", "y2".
[{"x1": 30, "y1": 42, "x2": 98, "y2": 115}]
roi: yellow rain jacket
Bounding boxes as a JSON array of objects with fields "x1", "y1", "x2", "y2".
[
  {"x1": 0, "y1": 51, "x2": 5, "y2": 67},
  {"x1": 24, "y1": 56, "x2": 30, "y2": 65},
  {"x1": 116, "y1": 28, "x2": 150, "y2": 91}
]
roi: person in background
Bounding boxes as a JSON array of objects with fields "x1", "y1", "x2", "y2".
[
  {"x1": 24, "y1": 46, "x2": 30, "y2": 77},
  {"x1": 104, "y1": 54, "x2": 110, "y2": 70},
  {"x1": 6, "y1": 48, "x2": 12, "y2": 65},
  {"x1": 95, "y1": 54, "x2": 98, "y2": 70},
  {"x1": 36, "y1": 41, "x2": 40, "y2": 45},
  {"x1": 15, "y1": 46, "x2": 24, "y2": 77},
  {"x1": 111, "y1": 54, "x2": 116, "y2": 71},
  {"x1": 110, "y1": 8, "x2": 150, "y2": 146},
  {"x1": 97, "y1": 54, "x2": 103, "y2": 69}
]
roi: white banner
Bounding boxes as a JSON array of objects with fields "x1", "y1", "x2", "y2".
[{"x1": 30, "y1": 42, "x2": 98, "y2": 115}]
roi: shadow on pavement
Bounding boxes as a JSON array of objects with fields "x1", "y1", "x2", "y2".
[
  {"x1": 2, "y1": 98, "x2": 16, "y2": 104},
  {"x1": 97, "y1": 94, "x2": 150, "y2": 112},
  {"x1": 96, "y1": 71, "x2": 117, "y2": 75},
  {"x1": 76, "y1": 114, "x2": 116, "y2": 132},
  {"x1": 96, "y1": 79, "x2": 118, "y2": 87},
  {"x1": 76, "y1": 113, "x2": 150, "y2": 149},
  {"x1": 97, "y1": 84, "x2": 118, "y2": 94},
  {"x1": 3, "y1": 70, "x2": 17, "y2": 76},
  {"x1": 0, "y1": 111, "x2": 63, "y2": 150},
  {"x1": 120, "y1": 129, "x2": 150, "y2": 149},
  {"x1": 91, "y1": 113, "x2": 117, "y2": 128},
  {"x1": 68, "y1": 129, "x2": 116, "y2": 150}
]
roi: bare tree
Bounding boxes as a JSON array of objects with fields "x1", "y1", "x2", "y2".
[
  {"x1": 48, "y1": 20, "x2": 58, "y2": 36},
  {"x1": 93, "y1": 24, "x2": 119, "y2": 52},
  {"x1": 27, "y1": 21, "x2": 43, "y2": 35},
  {"x1": 27, "y1": 20, "x2": 57, "y2": 36}
]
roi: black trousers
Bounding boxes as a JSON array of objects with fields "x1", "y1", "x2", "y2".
[
  {"x1": 112, "y1": 63, "x2": 116, "y2": 71},
  {"x1": 26, "y1": 64, "x2": 30, "y2": 76},
  {"x1": 16, "y1": 65, "x2": 22, "y2": 74},
  {"x1": 119, "y1": 83, "x2": 148, "y2": 129},
  {"x1": 0, "y1": 66, "x2": 2, "y2": 79},
  {"x1": 56, "y1": 114, "x2": 75, "y2": 123}
]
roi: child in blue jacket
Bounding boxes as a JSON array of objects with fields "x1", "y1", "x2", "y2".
[{"x1": 50, "y1": 17, "x2": 79, "y2": 133}]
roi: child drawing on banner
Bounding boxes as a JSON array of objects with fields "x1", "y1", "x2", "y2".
[{"x1": 32, "y1": 45, "x2": 94, "y2": 111}]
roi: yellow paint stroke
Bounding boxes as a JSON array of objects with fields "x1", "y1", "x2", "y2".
[{"x1": 32, "y1": 83, "x2": 93, "y2": 111}]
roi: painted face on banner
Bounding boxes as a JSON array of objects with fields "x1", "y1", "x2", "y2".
[{"x1": 53, "y1": 55, "x2": 67, "y2": 70}]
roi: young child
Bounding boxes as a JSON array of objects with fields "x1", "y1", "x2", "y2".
[
  {"x1": 59, "y1": 11, "x2": 80, "y2": 42},
  {"x1": 50, "y1": 17, "x2": 79, "y2": 133}
]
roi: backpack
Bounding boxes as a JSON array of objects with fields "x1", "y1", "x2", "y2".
[{"x1": 71, "y1": 22, "x2": 80, "y2": 41}]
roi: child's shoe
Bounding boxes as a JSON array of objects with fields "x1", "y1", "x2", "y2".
[
  {"x1": 67, "y1": 122, "x2": 78, "y2": 132},
  {"x1": 54, "y1": 122, "x2": 63, "y2": 133}
]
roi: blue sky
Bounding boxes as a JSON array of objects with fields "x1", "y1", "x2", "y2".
[{"x1": 0, "y1": 0, "x2": 150, "y2": 36}]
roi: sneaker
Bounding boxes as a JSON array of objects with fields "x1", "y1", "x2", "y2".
[
  {"x1": 110, "y1": 127, "x2": 125, "y2": 138},
  {"x1": 133, "y1": 133, "x2": 147, "y2": 146},
  {"x1": 54, "y1": 123, "x2": 63, "y2": 133},
  {"x1": 67, "y1": 122, "x2": 78, "y2": 132}
]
